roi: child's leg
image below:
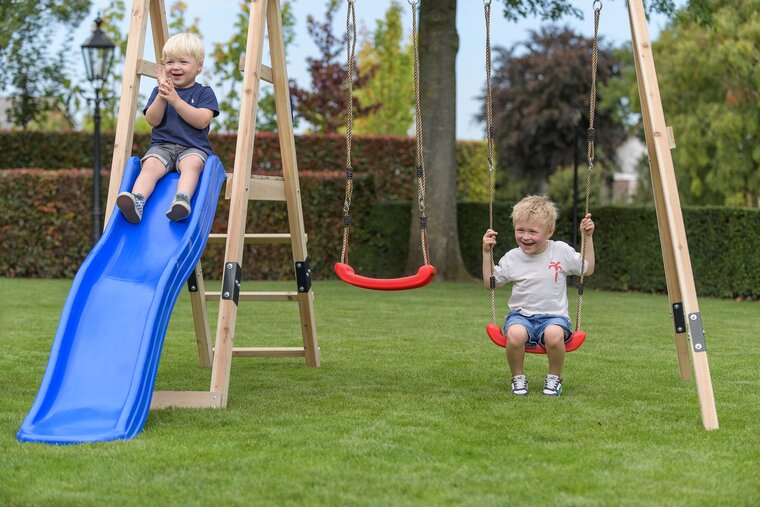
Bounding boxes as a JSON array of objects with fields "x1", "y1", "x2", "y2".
[
  {"x1": 543, "y1": 324, "x2": 566, "y2": 376},
  {"x1": 132, "y1": 156, "x2": 167, "y2": 200},
  {"x1": 506, "y1": 324, "x2": 529, "y2": 376},
  {"x1": 175, "y1": 155, "x2": 205, "y2": 198}
]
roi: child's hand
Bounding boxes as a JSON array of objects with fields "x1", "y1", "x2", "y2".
[
  {"x1": 580, "y1": 213, "x2": 595, "y2": 236},
  {"x1": 158, "y1": 74, "x2": 179, "y2": 105},
  {"x1": 483, "y1": 229, "x2": 498, "y2": 253}
]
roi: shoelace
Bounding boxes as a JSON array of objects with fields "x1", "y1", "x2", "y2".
[
  {"x1": 513, "y1": 377, "x2": 527, "y2": 390},
  {"x1": 545, "y1": 376, "x2": 560, "y2": 390}
]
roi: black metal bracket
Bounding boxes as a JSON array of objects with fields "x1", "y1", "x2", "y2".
[
  {"x1": 672, "y1": 302, "x2": 686, "y2": 334},
  {"x1": 688, "y1": 312, "x2": 707, "y2": 353},
  {"x1": 221, "y1": 262, "x2": 242, "y2": 305},
  {"x1": 295, "y1": 258, "x2": 311, "y2": 293},
  {"x1": 187, "y1": 269, "x2": 199, "y2": 293}
]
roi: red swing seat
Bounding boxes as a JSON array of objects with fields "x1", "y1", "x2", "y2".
[
  {"x1": 334, "y1": 262, "x2": 436, "y2": 291},
  {"x1": 486, "y1": 323, "x2": 586, "y2": 355}
]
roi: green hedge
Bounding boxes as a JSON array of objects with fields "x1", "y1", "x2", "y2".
[
  {"x1": 456, "y1": 203, "x2": 760, "y2": 300},
  {"x1": 2, "y1": 167, "x2": 758, "y2": 299},
  {"x1": 0, "y1": 131, "x2": 486, "y2": 202}
]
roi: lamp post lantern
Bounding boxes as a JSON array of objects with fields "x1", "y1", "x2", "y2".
[{"x1": 81, "y1": 14, "x2": 115, "y2": 244}]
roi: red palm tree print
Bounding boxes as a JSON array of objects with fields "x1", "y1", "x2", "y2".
[{"x1": 548, "y1": 261, "x2": 562, "y2": 283}]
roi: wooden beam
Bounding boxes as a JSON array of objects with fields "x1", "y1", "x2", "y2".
[
  {"x1": 628, "y1": 0, "x2": 718, "y2": 431},
  {"x1": 210, "y1": 0, "x2": 270, "y2": 408},
  {"x1": 267, "y1": 0, "x2": 320, "y2": 367},
  {"x1": 104, "y1": 0, "x2": 152, "y2": 224},
  {"x1": 151, "y1": 390, "x2": 222, "y2": 409}
]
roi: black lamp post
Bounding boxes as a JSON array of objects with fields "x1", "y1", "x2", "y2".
[{"x1": 81, "y1": 14, "x2": 115, "y2": 244}]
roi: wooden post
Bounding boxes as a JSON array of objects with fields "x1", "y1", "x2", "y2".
[
  {"x1": 267, "y1": 0, "x2": 320, "y2": 367},
  {"x1": 628, "y1": 0, "x2": 718, "y2": 430},
  {"x1": 209, "y1": 0, "x2": 270, "y2": 408}
]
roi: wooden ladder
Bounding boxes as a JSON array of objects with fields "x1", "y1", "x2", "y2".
[{"x1": 103, "y1": 0, "x2": 319, "y2": 411}]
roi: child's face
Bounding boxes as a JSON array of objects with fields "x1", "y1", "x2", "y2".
[
  {"x1": 513, "y1": 219, "x2": 553, "y2": 256},
  {"x1": 163, "y1": 54, "x2": 202, "y2": 88}
]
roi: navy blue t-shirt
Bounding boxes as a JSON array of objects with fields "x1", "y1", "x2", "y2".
[{"x1": 144, "y1": 82, "x2": 219, "y2": 155}]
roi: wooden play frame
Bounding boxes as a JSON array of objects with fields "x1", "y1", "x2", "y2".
[
  {"x1": 103, "y1": 0, "x2": 320, "y2": 411},
  {"x1": 101, "y1": 0, "x2": 717, "y2": 431}
]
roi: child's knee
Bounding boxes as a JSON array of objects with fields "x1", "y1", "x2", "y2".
[
  {"x1": 178, "y1": 155, "x2": 204, "y2": 174},
  {"x1": 507, "y1": 325, "x2": 529, "y2": 345},
  {"x1": 543, "y1": 325, "x2": 566, "y2": 347}
]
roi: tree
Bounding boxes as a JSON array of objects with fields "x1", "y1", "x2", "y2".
[
  {"x1": 488, "y1": 26, "x2": 627, "y2": 198},
  {"x1": 290, "y1": 0, "x2": 375, "y2": 133},
  {"x1": 0, "y1": 0, "x2": 91, "y2": 129},
  {"x1": 406, "y1": 0, "x2": 471, "y2": 281},
  {"x1": 647, "y1": 0, "x2": 759, "y2": 206},
  {"x1": 211, "y1": 1, "x2": 297, "y2": 132},
  {"x1": 353, "y1": 1, "x2": 415, "y2": 136}
]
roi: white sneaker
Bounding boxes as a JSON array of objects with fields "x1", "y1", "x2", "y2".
[
  {"x1": 511, "y1": 375, "x2": 528, "y2": 396},
  {"x1": 543, "y1": 374, "x2": 563, "y2": 396}
]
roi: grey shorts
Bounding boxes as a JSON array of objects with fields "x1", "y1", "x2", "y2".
[{"x1": 142, "y1": 143, "x2": 207, "y2": 174}]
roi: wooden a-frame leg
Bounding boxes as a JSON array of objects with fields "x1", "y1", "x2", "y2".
[
  {"x1": 188, "y1": 262, "x2": 213, "y2": 367},
  {"x1": 628, "y1": 0, "x2": 718, "y2": 430}
]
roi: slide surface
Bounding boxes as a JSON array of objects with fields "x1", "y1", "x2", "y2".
[{"x1": 18, "y1": 156, "x2": 225, "y2": 444}]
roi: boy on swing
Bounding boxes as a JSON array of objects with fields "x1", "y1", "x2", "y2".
[
  {"x1": 482, "y1": 195, "x2": 595, "y2": 396},
  {"x1": 117, "y1": 32, "x2": 219, "y2": 223}
]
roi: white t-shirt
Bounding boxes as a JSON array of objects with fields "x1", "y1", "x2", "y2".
[{"x1": 493, "y1": 240, "x2": 586, "y2": 318}]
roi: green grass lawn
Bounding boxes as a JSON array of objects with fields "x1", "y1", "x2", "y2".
[{"x1": 1, "y1": 278, "x2": 759, "y2": 506}]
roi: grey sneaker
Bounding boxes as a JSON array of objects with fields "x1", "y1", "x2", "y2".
[
  {"x1": 117, "y1": 192, "x2": 144, "y2": 224},
  {"x1": 511, "y1": 375, "x2": 528, "y2": 396},
  {"x1": 166, "y1": 193, "x2": 191, "y2": 221},
  {"x1": 543, "y1": 374, "x2": 563, "y2": 396}
]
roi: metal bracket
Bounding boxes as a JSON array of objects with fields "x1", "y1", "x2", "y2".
[
  {"x1": 672, "y1": 302, "x2": 686, "y2": 334},
  {"x1": 295, "y1": 258, "x2": 311, "y2": 293},
  {"x1": 687, "y1": 312, "x2": 707, "y2": 353},
  {"x1": 187, "y1": 269, "x2": 199, "y2": 293},
  {"x1": 221, "y1": 262, "x2": 242, "y2": 305}
]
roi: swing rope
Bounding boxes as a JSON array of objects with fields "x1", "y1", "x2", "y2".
[
  {"x1": 483, "y1": 0, "x2": 601, "y2": 352},
  {"x1": 335, "y1": 0, "x2": 435, "y2": 290},
  {"x1": 576, "y1": 0, "x2": 603, "y2": 331}
]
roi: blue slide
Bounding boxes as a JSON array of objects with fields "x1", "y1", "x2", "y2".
[{"x1": 18, "y1": 156, "x2": 226, "y2": 444}]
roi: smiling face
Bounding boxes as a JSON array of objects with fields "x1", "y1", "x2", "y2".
[
  {"x1": 513, "y1": 218, "x2": 553, "y2": 256},
  {"x1": 163, "y1": 55, "x2": 202, "y2": 88}
]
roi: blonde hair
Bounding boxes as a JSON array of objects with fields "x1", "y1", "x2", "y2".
[
  {"x1": 511, "y1": 195, "x2": 559, "y2": 232},
  {"x1": 162, "y1": 32, "x2": 205, "y2": 65}
]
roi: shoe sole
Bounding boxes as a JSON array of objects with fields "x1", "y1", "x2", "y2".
[
  {"x1": 117, "y1": 194, "x2": 142, "y2": 224},
  {"x1": 166, "y1": 201, "x2": 190, "y2": 222}
]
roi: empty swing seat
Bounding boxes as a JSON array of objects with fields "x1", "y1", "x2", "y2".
[{"x1": 334, "y1": 262, "x2": 436, "y2": 291}]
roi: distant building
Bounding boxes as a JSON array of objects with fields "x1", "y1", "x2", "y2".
[
  {"x1": 613, "y1": 136, "x2": 647, "y2": 203},
  {"x1": 0, "y1": 97, "x2": 13, "y2": 130}
]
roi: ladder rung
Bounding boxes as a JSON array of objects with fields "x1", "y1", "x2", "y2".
[
  {"x1": 232, "y1": 347, "x2": 306, "y2": 357},
  {"x1": 207, "y1": 233, "x2": 293, "y2": 245},
  {"x1": 238, "y1": 56, "x2": 273, "y2": 83},
  {"x1": 224, "y1": 174, "x2": 286, "y2": 201},
  {"x1": 205, "y1": 291, "x2": 300, "y2": 302}
]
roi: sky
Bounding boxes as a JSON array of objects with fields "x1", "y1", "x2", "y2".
[{"x1": 71, "y1": 0, "x2": 686, "y2": 140}]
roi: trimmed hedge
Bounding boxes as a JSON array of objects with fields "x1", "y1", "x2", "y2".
[
  {"x1": 457, "y1": 203, "x2": 760, "y2": 300},
  {"x1": 0, "y1": 131, "x2": 487, "y2": 202}
]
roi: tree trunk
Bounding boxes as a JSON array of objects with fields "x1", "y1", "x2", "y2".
[{"x1": 406, "y1": 0, "x2": 471, "y2": 281}]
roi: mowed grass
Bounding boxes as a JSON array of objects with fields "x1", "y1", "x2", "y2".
[{"x1": 1, "y1": 277, "x2": 759, "y2": 506}]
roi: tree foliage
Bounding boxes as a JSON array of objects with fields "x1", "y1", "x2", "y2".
[
  {"x1": 211, "y1": 1, "x2": 297, "y2": 132},
  {"x1": 353, "y1": 1, "x2": 415, "y2": 136},
  {"x1": 488, "y1": 26, "x2": 627, "y2": 198},
  {"x1": 0, "y1": 0, "x2": 91, "y2": 129},
  {"x1": 652, "y1": 0, "x2": 759, "y2": 207},
  {"x1": 290, "y1": 0, "x2": 375, "y2": 133}
]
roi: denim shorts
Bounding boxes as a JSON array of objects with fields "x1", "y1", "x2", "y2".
[
  {"x1": 142, "y1": 143, "x2": 207, "y2": 174},
  {"x1": 504, "y1": 311, "x2": 572, "y2": 350}
]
